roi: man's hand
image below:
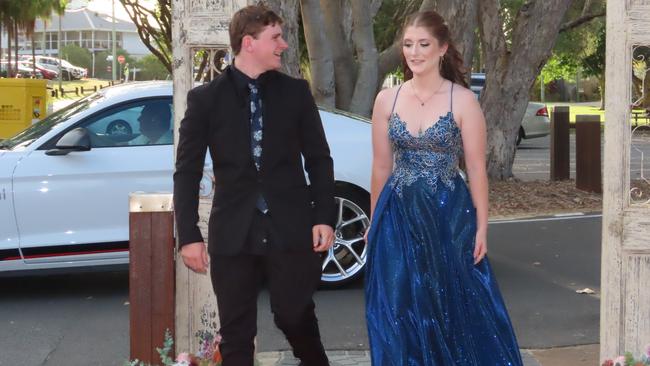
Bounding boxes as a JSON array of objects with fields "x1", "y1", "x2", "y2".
[
  {"x1": 180, "y1": 242, "x2": 209, "y2": 274},
  {"x1": 312, "y1": 224, "x2": 334, "y2": 252}
]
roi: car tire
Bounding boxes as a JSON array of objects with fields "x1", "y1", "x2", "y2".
[
  {"x1": 320, "y1": 184, "x2": 370, "y2": 288},
  {"x1": 516, "y1": 126, "x2": 524, "y2": 146}
]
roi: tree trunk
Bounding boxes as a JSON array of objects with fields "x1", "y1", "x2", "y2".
[
  {"x1": 32, "y1": 36, "x2": 36, "y2": 76},
  {"x1": 349, "y1": 0, "x2": 378, "y2": 117},
  {"x1": 479, "y1": 0, "x2": 573, "y2": 179},
  {"x1": 599, "y1": 76, "x2": 605, "y2": 110},
  {"x1": 265, "y1": 0, "x2": 301, "y2": 78},
  {"x1": 0, "y1": 21, "x2": 3, "y2": 74},
  {"x1": 378, "y1": 1, "x2": 422, "y2": 81},
  {"x1": 437, "y1": 0, "x2": 478, "y2": 78},
  {"x1": 14, "y1": 21, "x2": 18, "y2": 75},
  {"x1": 7, "y1": 20, "x2": 12, "y2": 77},
  {"x1": 320, "y1": 0, "x2": 356, "y2": 110},
  {"x1": 300, "y1": 0, "x2": 335, "y2": 107}
]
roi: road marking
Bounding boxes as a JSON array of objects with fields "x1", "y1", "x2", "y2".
[
  {"x1": 490, "y1": 213, "x2": 602, "y2": 224},
  {"x1": 553, "y1": 212, "x2": 585, "y2": 217}
]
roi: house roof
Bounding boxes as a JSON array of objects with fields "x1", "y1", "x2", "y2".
[{"x1": 34, "y1": 7, "x2": 137, "y2": 33}]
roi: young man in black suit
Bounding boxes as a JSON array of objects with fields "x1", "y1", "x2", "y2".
[{"x1": 173, "y1": 5, "x2": 335, "y2": 366}]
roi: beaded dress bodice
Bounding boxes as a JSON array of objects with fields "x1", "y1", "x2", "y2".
[{"x1": 388, "y1": 84, "x2": 462, "y2": 197}]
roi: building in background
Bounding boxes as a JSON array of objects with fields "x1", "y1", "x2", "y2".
[{"x1": 0, "y1": 4, "x2": 150, "y2": 77}]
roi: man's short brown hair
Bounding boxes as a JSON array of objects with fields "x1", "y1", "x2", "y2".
[{"x1": 229, "y1": 4, "x2": 283, "y2": 55}]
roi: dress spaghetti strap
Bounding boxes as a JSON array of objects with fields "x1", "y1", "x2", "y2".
[
  {"x1": 449, "y1": 82, "x2": 454, "y2": 113},
  {"x1": 391, "y1": 84, "x2": 404, "y2": 115}
]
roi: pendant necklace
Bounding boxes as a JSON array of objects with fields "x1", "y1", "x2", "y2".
[
  {"x1": 411, "y1": 78, "x2": 446, "y2": 106},
  {"x1": 411, "y1": 79, "x2": 447, "y2": 135}
]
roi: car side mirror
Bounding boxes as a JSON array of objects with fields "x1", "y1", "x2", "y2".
[{"x1": 46, "y1": 127, "x2": 91, "y2": 156}]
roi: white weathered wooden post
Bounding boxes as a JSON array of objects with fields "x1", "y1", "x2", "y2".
[
  {"x1": 171, "y1": 0, "x2": 248, "y2": 355},
  {"x1": 601, "y1": 0, "x2": 650, "y2": 361}
]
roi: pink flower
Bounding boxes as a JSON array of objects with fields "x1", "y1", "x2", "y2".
[
  {"x1": 645, "y1": 343, "x2": 650, "y2": 358},
  {"x1": 614, "y1": 355, "x2": 626, "y2": 366},
  {"x1": 177, "y1": 352, "x2": 192, "y2": 363}
]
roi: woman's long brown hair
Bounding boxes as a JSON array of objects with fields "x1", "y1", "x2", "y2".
[{"x1": 401, "y1": 10, "x2": 468, "y2": 88}]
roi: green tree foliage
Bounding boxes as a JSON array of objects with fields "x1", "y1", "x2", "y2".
[
  {"x1": 60, "y1": 43, "x2": 92, "y2": 71},
  {"x1": 135, "y1": 54, "x2": 169, "y2": 80},
  {"x1": 541, "y1": 53, "x2": 580, "y2": 82},
  {"x1": 581, "y1": 22, "x2": 604, "y2": 78},
  {"x1": 542, "y1": 1, "x2": 605, "y2": 83}
]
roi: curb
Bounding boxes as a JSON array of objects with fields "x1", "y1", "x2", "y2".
[{"x1": 257, "y1": 349, "x2": 542, "y2": 366}]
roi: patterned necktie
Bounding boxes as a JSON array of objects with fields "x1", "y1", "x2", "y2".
[{"x1": 248, "y1": 81, "x2": 269, "y2": 213}]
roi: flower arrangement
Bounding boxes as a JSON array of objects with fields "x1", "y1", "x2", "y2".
[
  {"x1": 169, "y1": 328, "x2": 222, "y2": 366},
  {"x1": 602, "y1": 344, "x2": 650, "y2": 366},
  {"x1": 125, "y1": 329, "x2": 222, "y2": 366},
  {"x1": 126, "y1": 305, "x2": 222, "y2": 366}
]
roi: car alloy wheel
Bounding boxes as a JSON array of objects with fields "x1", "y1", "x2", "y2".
[{"x1": 320, "y1": 189, "x2": 370, "y2": 287}]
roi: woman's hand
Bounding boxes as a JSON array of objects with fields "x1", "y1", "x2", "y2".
[
  {"x1": 473, "y1": 228, "x2": 487, "y2": 264},
  {"x1": 364, "y1": 224, "x2": 372, "y2": 243}
]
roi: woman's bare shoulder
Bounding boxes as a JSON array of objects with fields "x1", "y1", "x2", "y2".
[
  {"x1": 451, "y1": 83, "x2": 476, "y2": 100},
  {"x1": 374, "y1": 85, "x2": 403, "y2": 115}
]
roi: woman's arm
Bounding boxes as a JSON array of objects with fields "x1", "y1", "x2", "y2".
[
  {"x1": 457, "y1": 87, "x2": 489, "y2": 263},
  {"x1": 370, "y1": 88, "x2": 395, "y2": 219}
]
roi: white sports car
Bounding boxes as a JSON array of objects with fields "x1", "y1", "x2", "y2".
[{"x1": 0, "y1": 81, "x2": 371, "y2": 287}]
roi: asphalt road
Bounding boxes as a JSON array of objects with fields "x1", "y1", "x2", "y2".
[
  {"x1": 0, "y1": 215, "x2": 602, "y2": 365},
  {"x1": 514, "y1": 132, "x2": 650, "y2": 181},
  {"x1": 257, "y1": 215, "x2": 602, "y2": 351}
]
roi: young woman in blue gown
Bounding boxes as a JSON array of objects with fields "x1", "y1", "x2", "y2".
[{"x1": 365, "y1": 10, "x2": 523, "y2": 365}]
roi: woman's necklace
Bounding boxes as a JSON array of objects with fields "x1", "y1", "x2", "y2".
[
  {"x1": 410, "y1": 79, "x2": 447, "y2": 135},
  {"x1": 411, "y1": 78, "x2": 446, "y2": 106}
]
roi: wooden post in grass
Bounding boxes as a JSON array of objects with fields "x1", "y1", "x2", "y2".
[{"x1": 550, "y1": 106, "x2": 570, "y2": 180}]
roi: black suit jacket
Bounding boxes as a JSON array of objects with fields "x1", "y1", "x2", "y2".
[{"x1": 173, "y1": 66, "x2": 335, "y2": 255}]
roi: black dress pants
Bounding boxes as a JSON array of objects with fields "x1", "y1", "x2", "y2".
[{"x1": 210, "y1": 212, "x2": 329, "y2": 366}]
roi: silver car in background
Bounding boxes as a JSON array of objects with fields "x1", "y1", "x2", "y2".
[{"x1": 471, "y1": 73, "x2": 550, "y2": 145}]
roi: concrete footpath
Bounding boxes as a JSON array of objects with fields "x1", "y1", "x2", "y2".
[{"x1": 256, "y1": 344, "x2": 599, "y2": 366}]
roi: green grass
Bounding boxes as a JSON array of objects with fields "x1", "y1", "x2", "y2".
[
  {"x1": 545, "y1": 102, "x2": 649, "y2": 126},
  {"x1": 546, "y1": 103, "x2": 605, "y2": 123}
]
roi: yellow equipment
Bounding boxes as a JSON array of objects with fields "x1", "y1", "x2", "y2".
[{"x1": 0, "y1": 79, "x2": 48, "y2": 139}]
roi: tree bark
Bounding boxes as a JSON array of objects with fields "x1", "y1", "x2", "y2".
[
  {"x1": 0, "y1": 21, "x2": 3, "y2": 74},
  {"x1": 7, "y1": 20, "x2": 12, "y2": 77},
  {"x1": 378, "y1": 0, "x2": 442, "y2": 83},
  {"x1": 31, "y1": 36, "x2": 36, "y2": 75},
  {"x1": 437, "y1": 0, "x2": 478, "y2": 78},
  {"x1": 300, "y1": 0, "x2": 335, "y2": 107},
  {"x1": 14, "y1": 21, "x2": 18, "y2": 75},
  {"x1": 559, "y1": 11, "x2": 605, "y2": 32},
  {"x1": 120, "y1": 0, "x2": 172, "y2": 73},
  {"x1": 479, "y1": 0, "x2": 573, "y2": 179},
  {"x1": 320, "y1": 0, "x2": 356, "y2": 109},
  {"x1": 349, "y1": 0, "x2": 379, "y2": 117},
  {"x1": 598, "y1": 76, "x2": 605, "y2": 110},
  {"x1": 265, "y1": 0, "x2": 301, "y2": 78}
]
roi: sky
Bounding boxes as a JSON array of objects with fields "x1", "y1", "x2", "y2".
[{"x1": 67, "y1": 0, "x2": 157, "y2": 22}]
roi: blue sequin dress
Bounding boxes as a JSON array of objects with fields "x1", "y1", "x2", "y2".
[{"x1": 365, "y1": 84, "x2": 523, "y2": 365}]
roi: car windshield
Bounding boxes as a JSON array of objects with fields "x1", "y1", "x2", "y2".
[{"x1": 0, "y1": 94, "x2": 102, "y2": 151}]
